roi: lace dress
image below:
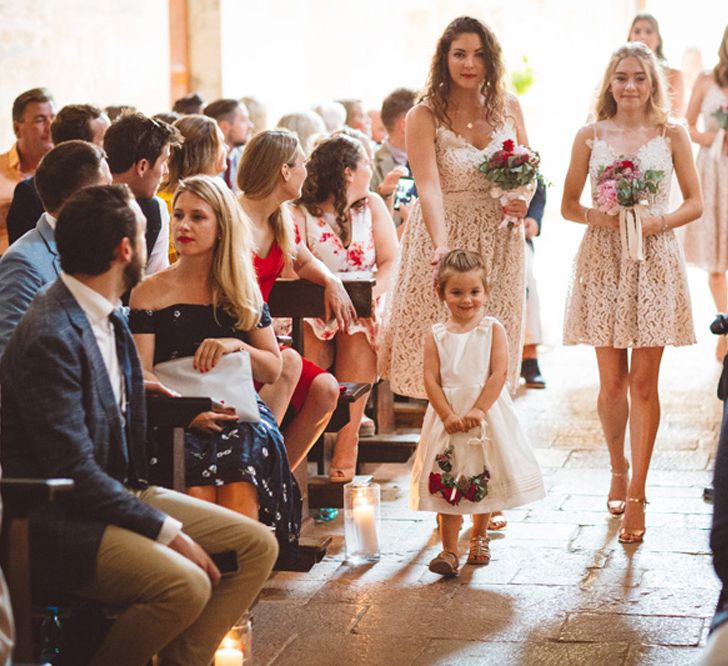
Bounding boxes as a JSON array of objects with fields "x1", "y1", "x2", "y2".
[
  {"x1": 378, "y1": 122, "x2": 525, "y2": 397},
  {"x1": 300, "y1": 202, "x2": 382, "y2": 349},
  {"x1": 682, "y1": 82, "x2": 728, "y2": 272},
  {"x1": 129, "y1": 303, "x2": 301, "y2": 553},
  {"x1": 410, "y1": 317, "x2": 545, "y2": 515},
  {"x1": 563, "y1": 132, "x2": 695, "y2": 347}
]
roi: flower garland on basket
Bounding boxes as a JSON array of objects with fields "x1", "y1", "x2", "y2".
[
  {"x1": 709, "y1": 104, "x2": 728, "y2": 161},
  {"x1": 595, "y1": 157, "x2": 664, "y2": 262},
  {"x1": 479, "y1": 139, "x2": 544, "y2": 229},
  {"x1": 428, "y1": 434, "x2": 491, "y2": 507}
]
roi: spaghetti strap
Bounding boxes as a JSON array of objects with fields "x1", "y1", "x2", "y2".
[
  {"x1": 592, "y1": 123, "x2": 599, "y2": 141},
  {"x1": 661, "y1": 124, "x2": 668, "y2": 138}
]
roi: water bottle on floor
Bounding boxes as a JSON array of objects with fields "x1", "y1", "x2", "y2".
[{"x1": 39, "y1": 605, "x2": 62, "y2": 664}]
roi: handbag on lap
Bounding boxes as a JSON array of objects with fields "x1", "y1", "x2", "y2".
[{"x1": 153, "y1": 351, "x2": 260, "y2": 423}]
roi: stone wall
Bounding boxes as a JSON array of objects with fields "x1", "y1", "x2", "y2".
[{"x1": 0, "y1": 0, "x2": 171, "y2": 147}]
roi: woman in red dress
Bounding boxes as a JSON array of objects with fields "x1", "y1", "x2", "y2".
[{"x1": 238, "y1": 129, "x2": 357, "y2": 471}]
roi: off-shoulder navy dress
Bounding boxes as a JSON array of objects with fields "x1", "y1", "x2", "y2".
[{"x1": 129, "y1": 303, "x2": 301, "y2": 552}]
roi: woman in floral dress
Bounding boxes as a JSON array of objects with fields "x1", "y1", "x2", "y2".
[{"x1": 291, "y1": 134, "x2": 398, "y2": 482}]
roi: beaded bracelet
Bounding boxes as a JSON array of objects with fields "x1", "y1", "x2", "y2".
[{"x1": 660, "y1": 215, "x2": 668, "y2": 233}]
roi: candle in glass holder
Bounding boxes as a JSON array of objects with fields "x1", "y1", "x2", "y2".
[
  {"x1": 215, "y1": 636, "x2": 243, "y2": 666},
  {"x1": 344, "y1": 481, "x2": 381, "y2": 563},
  {"x1": 352, "y1": 500, "x2": 379, "y2": 553}
]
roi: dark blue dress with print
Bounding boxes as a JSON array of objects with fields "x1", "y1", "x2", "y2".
[{"x1": 129, "y1": 303, "x2": 301, "y2": 553}]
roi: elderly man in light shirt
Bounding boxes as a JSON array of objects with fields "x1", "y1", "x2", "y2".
[{"x1": 0, "y1": 88, "x2": 55, "y2": 251}]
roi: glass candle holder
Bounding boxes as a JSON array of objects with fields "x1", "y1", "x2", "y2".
[
  {"x1": 214, "y1": 612, "x2": 252, "y2": 665},
  {"x1": 344, "y1": 480, "x2": 381, "y2": 564}
]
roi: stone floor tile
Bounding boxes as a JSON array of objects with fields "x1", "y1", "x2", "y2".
[
  {"x1": 269, "y1": 633, "x2": 426, "y2": 666},
  {"x1": 624, "y1": 644, "x2": 706, "y2": 666},
  {"x1": 533, "y1": 448, "x2": 571, "y2": 468},
  {"x1": 411, "y1": 639, "x2": 629, "y2": 666},
  {"x1": 509, "y1": 547, "x2": 607, "y2": 586},
  {"x1": 559, "y1": 611, "x2": 705, "y2": 646},
  {"x1": 571, "y1": 524, "x2": 710, "y2": 555}
]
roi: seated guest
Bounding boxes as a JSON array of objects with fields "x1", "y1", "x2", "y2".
[
  {"x1": 240, "y1": 95, "x2": 268, "y2": 135},
  {"x1": 370, "y1": 88, "x2": 416, "y2": 196},
  {"x1": 130, "y1": 175, "x2": 301, "y2": 554},
  {"x1": 103, "y1": 113, "x2": 182, "y2": 275},
  {"x1": 238, "y1": 129, "x2": 355, "y2": 470},
  {"x1": 154, "y1": 111, "x2": 181, "y2": 125},
  {"x1": 172, "y1": 92, "x2": 205, "y2": 115},
  {"x1": 292, "y1": 134, "x2": 398, "y2": 481},
  {"x1": 104, "y1": 105, "x2": 136, "y2": 122},
  {"x1": 203, "y1": 99, "x2": 253, "y2": 190},
  {"x1": 159, "y1": 115, "x2": 227, "y2": 260},
  {"x1": 0, "y1": 141, "x2": 111, "y2": 357},
  {"x1": 0, "y1": 184, "x2": 278, "y2": 665},
  {"x1": 7, "y1": 103, "x2": 110, "y2": 244},
  {"x1": 337, "y1": 99, "x2": 372, "y2": 138},
  {"x1": 0, "y1": 88, "x2": 55, "y2": 250},
  {"x1": 312, "y1": 101, "x2": 346, "y2": 133},
  {"x1": 276, "y1": 111, "x2": 326, "y2": 156}
]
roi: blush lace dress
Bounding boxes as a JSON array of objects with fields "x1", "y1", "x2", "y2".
[
  {"x1": 563, "y1": 128, "x2": 695, "y2": 348},
  {"x1": 682, "y1": 82, "x2": 728, "y2": 272},
  {"x1": 378, "y1": 121, "x2": 526, "y2": 397}
]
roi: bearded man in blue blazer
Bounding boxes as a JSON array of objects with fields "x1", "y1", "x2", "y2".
[{"x1": 0, "y1": 185, "x2": 277, "y2": 665}]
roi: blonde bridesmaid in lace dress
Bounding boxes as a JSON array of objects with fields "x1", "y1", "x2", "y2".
[
  {"x1": 562, "y1": 43, "x2": 702, "y2": 545},
  {"x1": 683, "y1": 25, "x2": 728, "y2": 359}
]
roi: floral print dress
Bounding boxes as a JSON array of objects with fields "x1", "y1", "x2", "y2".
[{"x1": 299, "y1": 202, "x2": 382, "y2": 349}]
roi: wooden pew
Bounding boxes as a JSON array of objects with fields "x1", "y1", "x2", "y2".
[{"x1": 0, "y1": 477, "x2": 74, "y2": 663}]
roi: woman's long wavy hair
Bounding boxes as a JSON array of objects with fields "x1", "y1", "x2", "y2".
[
  {"x1": 237, "y1": 129, "x2": 299, "y2": 266},
  {"x1": 173, "y1": 175, "x2": 263, "y2": 331},
  {"x1": 296, "y1": 134, "x2": 364, "y2": 247},
  {"x1": 162, "y1": 115, "x2": 225, "y2": 193},
  {"x1": 420, "y1": 16, "x2": 507, "y2": 128},
  {"x1": 714, "y1": 24, "x2": 728, "y2": 87},
  {"x1": 594, "y1": 42, "x2": 669, "y2": 125},
  {"x1": 627, "y1": 13, "x2": 665, "y2": 61}
]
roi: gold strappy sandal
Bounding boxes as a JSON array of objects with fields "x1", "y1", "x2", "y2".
[
  {"x1": 607, "y1": 462, "x2": 630, "y2": 517},
  {"x1": 618, "y1": 497, "x2": 648, "y2": 544},
  {"x1": 466, "y1": 534, "x2": 491, "y2": 565},
  {"x1": 428, "y1": 550, "x2": 460, "y2": 577}
]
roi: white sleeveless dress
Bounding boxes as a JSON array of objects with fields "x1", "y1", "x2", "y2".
[
  {"x1": 378, "y1": 122, "x2": 526, "y2": 398},
  {"x1": 563, "y1": 131, "x2": 695, "y2": 348},
  {"x1": 682, "y1": 82, "x2": 728, "y2": 272},
  {"x1": 410, "y1": 317, "x2": 545, "y2": 515}
]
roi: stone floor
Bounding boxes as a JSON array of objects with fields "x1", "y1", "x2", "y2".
[{"x1": 255, "y1": 264, "x2": 723, "y2": 666}]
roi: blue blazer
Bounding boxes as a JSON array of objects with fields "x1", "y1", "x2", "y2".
[
  {"x1": 0, "y1": 280, "x2": 165, "y2": 593},
  {"x1": 0, "y1": 214, "x2": 60, "y2": 358}
]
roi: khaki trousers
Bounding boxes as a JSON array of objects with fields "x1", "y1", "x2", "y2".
[{"x1": 78, "y1": 486, "x2": 278, "y2": 666}]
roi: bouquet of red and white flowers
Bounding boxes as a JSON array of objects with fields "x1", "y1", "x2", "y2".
[
  {"x1": 710, "y1": 104, "x2": 728, "y2": 159},
  {"x1": 595, "y1": 157, "x2": 664, "y2": 262},
  {"x1": 479, "y1": 139, "x2": 543, "y2": 228}
]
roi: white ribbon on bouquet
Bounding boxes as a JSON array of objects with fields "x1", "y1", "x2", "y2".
[
  {"x1": 709, "y1": 128, "x2": 726, "y2": 162},
  {"x1": 489, "y1": 180, "x2": 537, "y2": 229},
  {"x1": 619, "y1": 204, "x2": 647, "y2": 263}
]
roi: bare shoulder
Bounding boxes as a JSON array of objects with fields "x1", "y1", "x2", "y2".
[
  {"x1": 407, "y1": 103, "x2": 437, "y2": 130},
  {"x1": 129, "y1": 267, "x2": 177, "y2": 309},
  {"x1": 505, "y1": 93, "x2": 523, "y2": 117},
  {"x1": 366, "y1": 191, "x2": 388, "y2": 214},
  {"x1": 694, "y1": 71, "x2": 714, "y2": 90},
  {"x1": 665, "y1": 122, "x2": 689, "y2": 143}
]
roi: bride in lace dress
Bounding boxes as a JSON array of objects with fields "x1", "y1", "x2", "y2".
[
  {"x1": 378, "y1": 16, "x2": 531, "y2": 399},
  {"x1": 562, "y1": 43, "x2": 702, "y2": 544}
]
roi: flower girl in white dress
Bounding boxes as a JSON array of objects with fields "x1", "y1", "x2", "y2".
[{"x1": 410, "y1": 250, "x2": 545, "y2": 577}]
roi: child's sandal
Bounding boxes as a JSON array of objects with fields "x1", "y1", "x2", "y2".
[
  {"x1": 428, "y1": 550, "x2": 460, "y2": 577},
  {"x1": 467, "y1": 535, "x2": 491, "y2": 565}
]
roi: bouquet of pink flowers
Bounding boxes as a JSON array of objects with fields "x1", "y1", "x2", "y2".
[
  {"x1": 710, "y1": 104, "x2": 728, "y2": 159},
  {"x1": 595, "y1": 157, "x2": 664, "y2": 262},
  {"x1": 479, "y1": 139, "x2": 544, "y2": 228}
]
